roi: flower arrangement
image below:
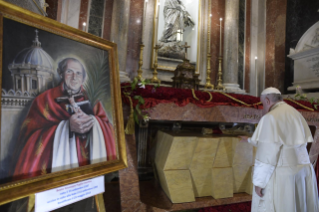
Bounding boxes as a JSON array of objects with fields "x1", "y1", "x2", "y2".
[
  {"x1": 122, "y1": 78, "x2": 159, "y2": 134},
  {"x1": 294, "y1": 85, "x2": 318, "y2": 110}
]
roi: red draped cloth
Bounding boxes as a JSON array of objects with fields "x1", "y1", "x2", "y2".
[
  {"x1": 121, "y1": 84, "x2": 316, "y2": 111},
  {"x1": 122, "y1": 84, "x2": 319, "y2": 194},
  {"x1": 12, "y1": 83, "x2": 116, "y2": 180}
]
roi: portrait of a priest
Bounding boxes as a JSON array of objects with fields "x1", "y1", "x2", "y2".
[{"x1": 11, "y1": 57, "x2": 117, "y2": 180}]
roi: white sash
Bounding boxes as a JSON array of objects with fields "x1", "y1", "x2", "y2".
[{"x1": 52, "y1": 117, "x2": 107, "y2": 173}]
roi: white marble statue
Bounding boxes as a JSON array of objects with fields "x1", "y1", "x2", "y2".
[{"x1": 159, "y1": 0, "x2": 195, "y2": 43}]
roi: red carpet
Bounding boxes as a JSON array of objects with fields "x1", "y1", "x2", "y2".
[{"x1": 198, "y1": 201, "x2": 251, "y2": 212}]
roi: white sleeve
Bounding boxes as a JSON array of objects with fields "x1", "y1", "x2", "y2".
[
  {"x1": 248, "y1": 137, "x2": 257, "y2": 147},
  {"x1": 252, "y1": 142, "x2": 282, "y2": 188}
]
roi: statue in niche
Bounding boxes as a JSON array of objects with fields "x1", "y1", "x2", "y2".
[{"x1": 158, "y1": 0, "x2": 195, "y2": 60}]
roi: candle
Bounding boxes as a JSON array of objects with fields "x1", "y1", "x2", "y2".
[
  {"x1": 177, "y1": 29, "x2": 180, "y2": 41},
  {"x1": 142, "y1": 0, "x2": 148, "y2": 43},
  {"x1": 156, "y1": 2, "x2": 160, "y2": 43},
  {"x1": 82, "y1": 22, "x2": 86, "y2": 31},
  {"x1": 255, "y1": 56, "x2": 258, "y2": 96},
  {"x1": 219, "y1": 18, "x2": 223, "y2": 56},
  {"x1": 208, "y1": 13, "x2": 211, "y2": 54}
]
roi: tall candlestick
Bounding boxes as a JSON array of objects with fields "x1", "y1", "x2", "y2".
[
  {"x1": 205, "y1": 0, "x2": 214, "y2": 89},
  {"x1": 216, "y1": 18, "x2": 224, "y2": 90},
  {"x1": 219, "y1": 18, "x2": 223, "y2": 56}
]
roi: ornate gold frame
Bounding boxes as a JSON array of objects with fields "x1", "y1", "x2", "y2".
[
  {"x1": 151, "y1": 0, "x2": 202, "y2": 73},
  {"x1": 0, "y1": 1, "x2": 127, "y2": 205}
]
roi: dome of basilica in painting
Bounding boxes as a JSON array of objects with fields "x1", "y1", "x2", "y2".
[{"x1": 10, "y1": 29, "x2": 54, "y2": 71}]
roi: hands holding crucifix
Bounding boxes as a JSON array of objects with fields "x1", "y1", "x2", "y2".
[{"x1": 68, "y1": 96, "x2": 94, "y2": 134}]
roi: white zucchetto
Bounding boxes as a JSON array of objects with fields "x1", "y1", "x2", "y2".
[{"x1": 261, "y1": 87, "x2": 281, "y2": 95}]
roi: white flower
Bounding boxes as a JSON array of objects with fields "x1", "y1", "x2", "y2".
[
  {"x1": 138, "y1": 82, "x2": 145, "y2": 89},
  {"x1": 143, "y1": 115, "x2": 150, "y2": 122}
]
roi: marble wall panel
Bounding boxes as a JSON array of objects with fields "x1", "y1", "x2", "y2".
[
  {"x1": 57, "y1": 0, "x2": 62, "y2": 22},
  {"x1": 285, "y1": 0, "x2": 319, "y2": 93},
  {"x1": 88, "y1": 0, "x2": 104, "y2": 37},
  {"x1": 46, "y1": 0, "x2": 59, "y2": 20},
  {"x1": 119, "y1": 135, "x2": 146, "y2": 211},
  {"x1": 110, "y1": 0, "x2": 130, "y2": 75},
  {"x1": 78, "y1": 0, "x2": 89, "y2": 31},
  {"x1": 238, "y1": 0, "x2": 245, "y2": 89},
  {"x1": 223, "y1": 0, "x2": 239, "y2": 85},
  {"x1": 249, "y1": 0, "x2": 259, "y2": 96},
  {"x1": 102, "y1": 0, "x2": 114, "y2": 41},
  {"x1": 257, "y1": 0, "x2": 266, "y2": 95},
  {"x1": 265, "y1": 0, "x2": 276, "y2": 90},
  {"x1": 244, "y1": 0, "x2": 251, "y2": 92},
  {"x1": 125, "y1": 0, "x2": 144, "y2": 78},
  {"x1": 265, "y1": 0, "x2": 287, "y2": 93}
]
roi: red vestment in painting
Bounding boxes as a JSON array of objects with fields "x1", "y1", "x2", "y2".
[{"x1": 12, "y1": 83, "x2": 116, "y2": 180}]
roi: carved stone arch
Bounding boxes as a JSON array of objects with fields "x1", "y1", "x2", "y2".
[
  {"x1": 15, "y1": 90, "x2": 22, "y2": 96},
  {"x1": 2, "y1": 89, "x2": 7, "y2": 96},
  {"x1": 23, "y1": 91, "x2": 31, "y2": 97},
  {"x1": 8, "y1": 89, "x2": 15, "y2": 96}
]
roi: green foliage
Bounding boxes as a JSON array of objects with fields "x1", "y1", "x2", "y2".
[
  {"x1": 83, "y1": 52, "x2": 110, "y2": 107},
  {"x1": 125, "y1": 78, "x2": 156, "y2": 124}
]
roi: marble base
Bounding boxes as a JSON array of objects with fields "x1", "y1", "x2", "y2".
[
  {"x1": 211, "y1": 167, "x2": 233, "y2": 199},
  {"x1": 245, "y1": 166, "x2": 254, "y2": 195},
  {"x1": 154, "y1": 132, "x2": 254, "y2": 203},
  {"x1": 223, "y1": 83, "x2": 246, "y2": 94},
  {"x1": 119, "y1": 71, "x2": 131, "y2": 83},
  {"x1": 163, "y1": 170, "x2": 195, "y2": 203},
  {"x1": 288, "y1": 79, "x2": 319, "y2": 91},
  {"x1": 158, "y1": 41, "x2": 184, "y2": 60}
]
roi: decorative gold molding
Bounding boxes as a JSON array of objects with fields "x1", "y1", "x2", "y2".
[
  {"x1": 0, "y1": 1, "x2": 127, "y2": 205},
  {"x1": 136, "y1": 44, "x2": 145, "y2": 80},
  {"x1": 150, "y1": 44, "x2": 161, "y2": 83}
]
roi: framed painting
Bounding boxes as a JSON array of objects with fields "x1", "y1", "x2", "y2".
[
  {"x1": 0, "y1": 1, "x2": 126, "y2": 204},
  {"x1": 151, "y1": 0, "x2": 203, "y2": 73}
]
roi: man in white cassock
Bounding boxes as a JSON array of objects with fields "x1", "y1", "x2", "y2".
[{"x1": 240, "y1": 87, "x2": 319, "y2": 212}]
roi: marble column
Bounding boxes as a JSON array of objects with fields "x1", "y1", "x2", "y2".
[
  {"x1": 21, "y1": 75, "x2": 25, "y2": 93},
  {"x1": 26, "y1": 75, "x2": 30, "y2": 92},
  {"x1": 60, "y1": 0, "x2": 81, "y2": 29},
  {"x1": 264, "y1": 0, "x2": 287, "y2": 93},
  {"x1": 223, "y1": 0, "x2": 244, "y2": 93},
  {"x1": 244, "y1": 0, "x2": 251, "y2": 93},
  {"x1": 110, "y1": 0, "x2": 131, "y2": 83}
]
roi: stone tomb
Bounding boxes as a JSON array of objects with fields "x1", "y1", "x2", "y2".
[
  {"x1": 288, "y1": 21, "x2": 319, "y2": 91},
  {"x1": 154, "y1": 131, "x2": 256, "y2": 203}
]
